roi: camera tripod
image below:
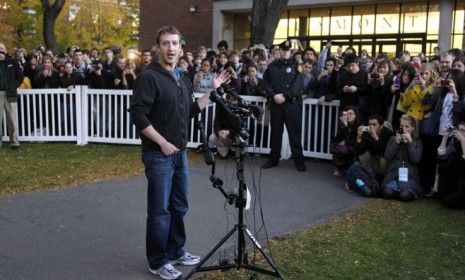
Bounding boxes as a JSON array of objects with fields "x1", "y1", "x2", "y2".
[{"x1": 185, "y1": 122, "x2": 286, "y2": 279}]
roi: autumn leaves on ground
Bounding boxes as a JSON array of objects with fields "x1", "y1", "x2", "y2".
[{"x1": 1, "y1": 143, "x2": 464, "y2": 279}]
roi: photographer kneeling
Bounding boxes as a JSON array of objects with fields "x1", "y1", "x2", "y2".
[
  {"x1": 381, "y1": 115, "x2": 423, "y2": 201},
  {"x1": 355, "y1": 114, "x2": 393, "y2": 181},
  {"x1": 437, "y1": 121, "x2": 465, "y2": 208}
]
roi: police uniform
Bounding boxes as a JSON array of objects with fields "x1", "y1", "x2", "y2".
[{"x1": 262, "y1": 40, "x2": 306, "y2": 171}]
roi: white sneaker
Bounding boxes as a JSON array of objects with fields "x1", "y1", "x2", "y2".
[
  {"x1": 172, "y1": 252, "x2": 200, "y2": 266},
  {"x1": 148, "y1": 263, "x2": 182, "y2": 280}
]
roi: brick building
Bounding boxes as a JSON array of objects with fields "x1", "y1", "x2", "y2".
[{"x1": 139, "y1": 0, "x2": 213, "y2": 51}]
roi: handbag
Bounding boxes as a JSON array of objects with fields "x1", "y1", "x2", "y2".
[{"x1": 419, "y1": 99, "x2": 441, "y2": 137}]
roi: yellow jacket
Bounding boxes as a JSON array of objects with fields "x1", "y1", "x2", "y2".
[{"x1": 402, "y1": 83, "x2": 433, "y2": 120}]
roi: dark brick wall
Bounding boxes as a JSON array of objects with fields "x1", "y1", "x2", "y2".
[{"x1": 139, "y1": 0, "x2": 213, "y2": 52}]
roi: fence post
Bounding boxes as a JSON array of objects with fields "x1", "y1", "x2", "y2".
[{"x1": 75, "y1": 86, "x2": 89, "y2": 145}]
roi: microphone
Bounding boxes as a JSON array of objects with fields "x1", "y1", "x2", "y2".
[
  {"x1": 210, "y1": 89, "x2": 233, "y2": 116},
  {"x1": 221, "y1": 83, "x2": 243, "y2": 102},
  {"x1": 196, "y1": 121, "x2": 215, "y2": 165}
]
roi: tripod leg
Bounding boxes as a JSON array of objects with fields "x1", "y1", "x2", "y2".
[
  {"x1": 183, "y1": 225, "x2": 239, "y2": 279},
  {"x1": 244, "y1": 228, "x2": 287, "y2": 280}
]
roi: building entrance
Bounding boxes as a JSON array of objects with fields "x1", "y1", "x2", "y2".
[{"x1": 290, "y1": 33, "x2": 428, "y2": 58}]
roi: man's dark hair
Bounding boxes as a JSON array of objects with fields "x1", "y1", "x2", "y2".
[
  {"x1": 73, "y1": 49, "x2": 83, "y2": 55},
  {"x1": 253, "y1": 48, "x2": 266, "y2": 60},
  {"x1": 325, "y1": 57, "x2": 337, "y2": 65},
  {"x1": 448, "y1": 48, "x2": 463, "y2": 60},
  {"x1": 206, "y1": 50, "x2": 217, "y2": 59},
  {"x1": 369, "y1": 114, "x2": 385, "y2": 125},
  {"x1": 156, "y1": 25, "x2": 181, "y2": 45},
  {"x1": 377, "y1": 58, "x2": 391, "y2": 72},
  {"x1": 343, "y1": 53, "x2": 358, "y2": 66},
  {"x1": 245, "y1": 62, "x2": 257, "y2": 70},
  {"x1": 142, "y1": 49, "x2": 151, "y2": 54},
  {"x1": 217, "y1": 40, "x2": 229, "y2": 51},
  {"x1": 429, "y1": 55, "x2": 440, "y2": 62}
]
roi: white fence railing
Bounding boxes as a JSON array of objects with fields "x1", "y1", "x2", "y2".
[{"x1": 2, "y1": 86, "x2": 340, "y2": 159}]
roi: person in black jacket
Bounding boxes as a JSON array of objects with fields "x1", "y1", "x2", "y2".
[
  {"x1": 0, "y1": 43, "x2": 23, "y2": 149},
  {"x1": 316, "y1": 57, "x2": 338, "y2": 103},
  {"x1": 355, "y1": 114, "x2": 393, "y2": 181},
  {"x1": 331, "y1": 106, "x2": 360, "y2": 175},
  {"x1": 337, "y1": 54, "x2": 367, "y2": 109},
  {"x1": 261, "y1": 40, "x2": 306, "y2": 172},
  {"x1": 437, "y1": 121, "x2": 465, "y2": 208},
  {"x1": 208, "y1": 93, "x2": 239, "y2": 158},
  {"x1": 128, "y1": 26, "x2": 229, "y2": 279}
]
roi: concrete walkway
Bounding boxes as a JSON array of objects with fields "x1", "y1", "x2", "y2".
[{"x1": 0, "y1": 156, "x2": 366, "y2": 279}]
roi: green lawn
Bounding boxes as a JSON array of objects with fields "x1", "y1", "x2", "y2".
[
  {"x1": 0, "y1": 143, "x2": 143, "y2": 195},
  {"x1": 1, "y1": 143, "x2": 464, "y2": 279},
  {"x1": 200, "y1": 200, "x2": 465, "y2": 280}
]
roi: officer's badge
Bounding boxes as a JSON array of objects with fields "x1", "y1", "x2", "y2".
[{"x1": 286, "y1": 67, "x2": 291, "y2": 73}]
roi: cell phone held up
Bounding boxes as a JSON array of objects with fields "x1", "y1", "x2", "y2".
[
  {"x1": 440, "y1": 79, "x2": 450, "y2": 87},
  {"x1": 370, "y1": 73, "x2": 380, "y2": 80},
  {"x1": 397, "y1": 127, "x2": 403, "y2": 134}
]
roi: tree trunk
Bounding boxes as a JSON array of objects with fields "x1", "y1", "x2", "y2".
[
  {"x1": 41, "y1": 0, "x2": 65, "y2": 52},
  {"x1": 251, "y1": 0, "x2": 289, "y2": 48}
]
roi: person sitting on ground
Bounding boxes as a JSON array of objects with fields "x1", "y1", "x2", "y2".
[
  {"x1": 355, "y1": 114, "x2": 393, "y2": 182},
  {"x1": 381, "y1": 114, "x2": 423, "y2": 201},
  {"x1": 331, "y1": 106, "x2": 360, "y2": 175}
]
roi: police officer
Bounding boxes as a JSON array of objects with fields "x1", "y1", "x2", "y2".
[{"x1": 262, "y1": 40, "x2": 306, "y2": 171}]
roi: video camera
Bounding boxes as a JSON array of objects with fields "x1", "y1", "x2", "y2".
[{"x1": 209, "y1": 84, "x2": 264, "y2": 145}]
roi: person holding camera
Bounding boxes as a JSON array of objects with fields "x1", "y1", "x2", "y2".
[
  {"x1": 437, "y1": 122, "x2": 465, "y2": 208},
  {"x1": 365, "y1": 58, "x2": 394, "y2": 120},
  {"x1": 193, "y1": 58, "x2": 216, "y2": 93},
  {"x1": 33, "y1": 55, "x2": 60, "y2": 88},
  {"x1": 355, "y1": 114, "x2": 393, "y2": 181},
  {"x1": 336, "y1": 54, "x2": 367, "y2": 122},
  {"x1": 381, "y1": 114, "x2": 423, "y2": 201},
  {"x1": 390, "y1": 63, "x2": 417, "y2": 128},
  {"x1": 331, "y1": 106, "x2": 360, "y2": 175},
  {"x1": 402, "y1": 63, "x2": 438, "y2": 121},
  {"x1": 421, "y1": 68, "x2": 463, "y2": 196},
  {"x1": 241, "y1": 63, "x2": 266, "y2": 97},
  {"x1": 316, "y1": 57, "x2": 338, "y2": 104},
  {"x1": 261, "y1": 40, "x2": 306, "y2": 171}
]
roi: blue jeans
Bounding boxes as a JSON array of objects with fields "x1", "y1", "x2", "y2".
[{"x1": 142, "y1": 150, "x2": 188, "y2": 269}]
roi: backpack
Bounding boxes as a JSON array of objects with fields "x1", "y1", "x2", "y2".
[{"x1": 345, "y1": 161, "x2": 380, "y2": 197}]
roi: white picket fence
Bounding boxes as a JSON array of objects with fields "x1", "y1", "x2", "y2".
[{"x1": 1, "y1": 86, "x2": 340, "y2": 159}]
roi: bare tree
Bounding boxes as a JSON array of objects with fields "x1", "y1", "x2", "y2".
[
  {"x1": 41, "y1": 0, "x2": 65, "y2": 52},
  {"x1": 251, "y1": 0, "x2": 289, "y2": 47}
]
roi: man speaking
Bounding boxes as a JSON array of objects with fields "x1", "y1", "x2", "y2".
[{"x1": 128, "y1": 26, "x2": 228, "y2": 280}]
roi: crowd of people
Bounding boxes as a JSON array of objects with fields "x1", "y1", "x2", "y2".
[{"x1": 1, "y1": 38, "x2": 465, "y2": 208}]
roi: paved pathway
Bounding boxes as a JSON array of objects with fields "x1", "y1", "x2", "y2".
[{"x1": 0, "y1": 157, "x2": 366, "y2": 279}]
